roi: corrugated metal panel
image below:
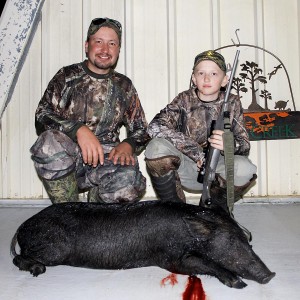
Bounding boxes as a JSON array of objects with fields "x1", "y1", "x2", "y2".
[
  {"x1": 0, "y1": 0, "x2": 45, "y2": 119},
  {"x1": 0, "y1": 0, "x2": 299, "y2": 199}
]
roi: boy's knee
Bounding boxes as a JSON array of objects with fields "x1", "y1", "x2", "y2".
[
  {"x1": 234, "y1": 156, "x2": 257, "y2": 186},
  {"x1": 145, "y1": 156, "x2": 181, "y2": 177},
  {"x1": 235, "y1": 156, "x2": 257, "y2": 177},
  {"x1": 145, "y1": 138, "x2": 174, "y2": 159}
]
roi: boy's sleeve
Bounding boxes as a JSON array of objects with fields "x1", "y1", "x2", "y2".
[{"x1": 148, "y1": 97, "x2": 205, "y2": 163}]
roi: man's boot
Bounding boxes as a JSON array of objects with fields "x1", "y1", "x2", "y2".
[
  {"x1": 42, "y1": 172, "x2": 79, "y2": 203},
  {"x1": 87, "y1": 186, "x2": 103, "y2": 203},
  {"x1": 145, "y1": 156, "x2": 186, "y2": 203}
]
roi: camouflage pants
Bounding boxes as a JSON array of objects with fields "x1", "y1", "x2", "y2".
[
  {"x1": 145, "y1": 138, "x2": 257, "y2": 191},
  {"x1": 30, "y1": 130, "x2": 146, "y2": 203}
]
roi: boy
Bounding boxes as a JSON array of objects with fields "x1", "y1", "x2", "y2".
[{"x1": 145, "y1": 50, "x2": 256, "y2": 212}]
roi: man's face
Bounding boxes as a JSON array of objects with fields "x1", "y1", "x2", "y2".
[{"x1": 85, "y1": 26, "x2": 120, "y2": 74}]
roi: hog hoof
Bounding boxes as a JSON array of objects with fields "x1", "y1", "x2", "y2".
[
  {"x1": 231, "y1": 278, "x2": 247, "y2": 289},
  {"x1": 30, "y1": 263, "x2": 46, "y2": 277},
  {"x1": 224, "y1": 276, "x2": 247, "y2": 289},
  {"x1": 13, "y1": 255, "x2": 46, "y2": 276}
]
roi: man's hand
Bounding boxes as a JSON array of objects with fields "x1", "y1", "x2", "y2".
[
  {"x1": 108, "y1": 142, "x2": 135, "y2": 165},
  {"x1": 76, "y1": 126, "x2": 104, "y2": 167},
  {"x1": 208, "y1": 129, "x2": 224, "y2": 151}
]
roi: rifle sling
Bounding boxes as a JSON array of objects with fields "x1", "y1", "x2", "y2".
[{"x1": 223, "y1": 116, "x2": 235, "y2": 213}]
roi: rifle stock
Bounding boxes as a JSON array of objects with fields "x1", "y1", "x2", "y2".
[{"x1": 199, "y1": 50, "x2": 240, "y2": 205}]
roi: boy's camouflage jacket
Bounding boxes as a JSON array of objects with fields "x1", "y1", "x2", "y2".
[
  {"x1": 35, "y1": 61, "x2": 150, "y2": 153},
  {"x1": 148, "y1": 88, "x2": 250, "y2": 163}
]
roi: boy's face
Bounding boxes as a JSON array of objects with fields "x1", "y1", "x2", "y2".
[{"x1": 192, "y1": 60, "x2": 228, "y2": 102}]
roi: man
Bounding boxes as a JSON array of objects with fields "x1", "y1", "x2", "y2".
[{"x1": 31, "y1": 18, "x2": 150, "y2": 203}]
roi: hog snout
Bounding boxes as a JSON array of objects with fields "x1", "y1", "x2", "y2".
[
  {"x1": 260, "y1": 271, "x2": 276, "y2": 284},
  {"x1": 243, "y1": 260, "x2": 276, "y2": 285}
]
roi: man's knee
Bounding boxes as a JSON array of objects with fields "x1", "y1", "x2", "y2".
[
  {"x1": 97, "y1": 166, "x2": 146, "y2": 203},
  {"x1": 30, "y1": 130, "x2": 79, "y2": 180},
  {"x1": 31, "y1": 130, "x2": 76, "y2": 156}
]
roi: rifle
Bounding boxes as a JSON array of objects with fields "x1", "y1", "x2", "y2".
[{"x1": 198, "y1": 50, "x2": 240, "y2": 211}]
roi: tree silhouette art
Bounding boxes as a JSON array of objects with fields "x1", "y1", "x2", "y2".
[
  {"x1": 259, "y1": 89, "x2": 272, "y2": 110},
  {"x1": 232, "y1": 77, "x2": 248, "y2": 99},
  {"x1": 240, "y1": 61, "x2": 267, "y2": 111}
]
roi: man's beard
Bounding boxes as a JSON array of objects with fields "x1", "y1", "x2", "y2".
[
  {"x1": 94, "y1": 60, "x2": 113, "y2": 71},
  {"x1": 93, "y1": 54, "x2": 118, "y2": 71}
]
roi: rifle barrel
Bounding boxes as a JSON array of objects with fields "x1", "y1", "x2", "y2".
[{"x1": 223, "y1": 50, "x2": 240, "y2": 111}]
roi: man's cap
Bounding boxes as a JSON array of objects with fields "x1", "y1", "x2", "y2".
[
  {"x1": 193, "y1": 50, "x2": 226, "y2": 72},
  {"x1": 87, "y1": 17, "x2": 122, "y2": 45}
]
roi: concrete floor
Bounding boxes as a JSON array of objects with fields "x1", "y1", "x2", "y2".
[{"x1": 0, "y1": 200, "x2": 299, "y2": 300}]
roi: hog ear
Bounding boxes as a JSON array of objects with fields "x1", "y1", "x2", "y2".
[{"x1": 183, "y1": 216, "x2": 213, "y2": 238}]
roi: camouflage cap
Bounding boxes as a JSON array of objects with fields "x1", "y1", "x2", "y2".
[
  {"x1": 87, "y1": 18, "x2": 122, "y2": 45},
  {"x1": 193, "y1": 50, "x2": 226, "y2": 72}
]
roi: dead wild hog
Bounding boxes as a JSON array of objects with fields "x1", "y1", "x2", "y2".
[{"x1": 11, "y1": 201, "x2": 275, "y2": 289}]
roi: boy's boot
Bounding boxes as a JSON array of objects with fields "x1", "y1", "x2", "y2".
[
  {"x1": 42, "y1": 172, "x2": 79, "y2": 203},
  {"x1": 145, "y1": 156, "x2": 186, "y2": 203},
  {"x1": 200, "y1": 173, "x2": 257, "y2": 213},
  {"x1": 200, "y1": 173, "x2": 257, "y2": 242}
]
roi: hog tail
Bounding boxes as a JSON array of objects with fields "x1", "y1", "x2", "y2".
[{"x1": 10, "y1": 230, "x2": 19, "y2": 258}]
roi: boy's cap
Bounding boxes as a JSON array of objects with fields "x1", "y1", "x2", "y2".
[
  {"x1": 87, "y1": 17, "x2": 122, "y2": 45},
  {"x1": 193, "y1": 50, "x2": 226, "y2": 72}
]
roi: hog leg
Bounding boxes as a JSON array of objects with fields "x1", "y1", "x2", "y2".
[
  {"x1": 166, "y1": 255, "x2": 247, "y2": 289},
  {"x1": 13, "y1": 255, "x2": 46, "y2": 277}
]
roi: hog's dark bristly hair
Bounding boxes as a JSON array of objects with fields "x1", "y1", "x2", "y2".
[{"x1": 11, "y1": 201, "x2": 275, "y2": 288}]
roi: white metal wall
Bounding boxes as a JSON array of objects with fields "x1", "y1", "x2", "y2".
[{"x1": 1, "y1": 0, "x2": 300, "y2": 199}]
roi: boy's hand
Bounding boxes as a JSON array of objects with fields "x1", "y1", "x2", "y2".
[
  {"x1": 197, "y1": 160, "x2": 203, "y2": 169},
  {"x1": 208, "y1": 129, "x2": 224, "y2": 150}
]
